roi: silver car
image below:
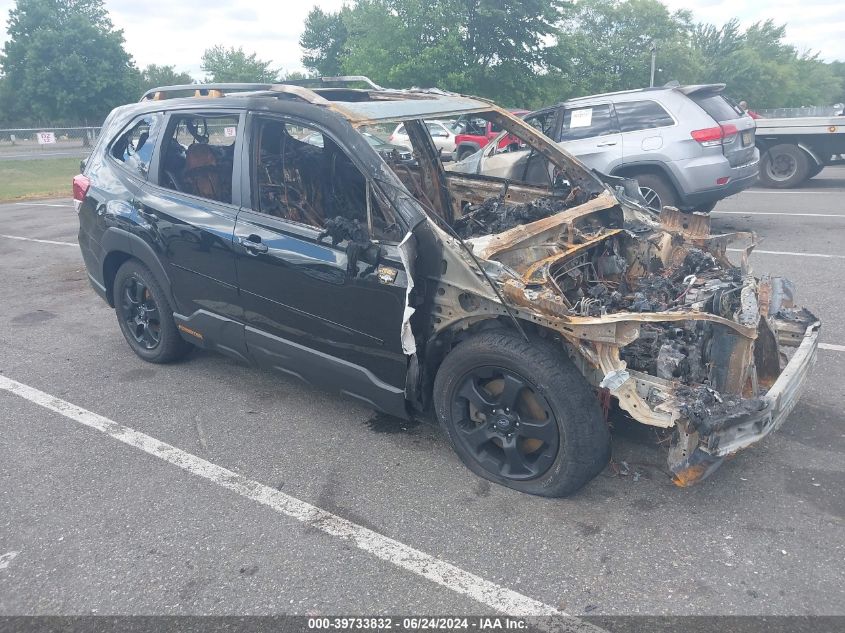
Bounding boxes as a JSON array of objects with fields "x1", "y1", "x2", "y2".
[
  {"x1": 388, "y1": 119, "x2": 458, "y2": 160},
  {"x1": 517, "y1": 85, "x2": 759, "y2": 212}
]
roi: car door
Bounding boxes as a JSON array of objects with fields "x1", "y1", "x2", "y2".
[
  {"x1": 556, "y1": 103, "x2": 622, "y2": 173},
  {"x1": 139, "y1": 109, "x2": 248, "y2": 361},
  {"x1": 614, "y1": 99, "x2": 676, "y2": 162},
  {"x1": 233, "y1": 113, "x2": 410, "y2": 416}
]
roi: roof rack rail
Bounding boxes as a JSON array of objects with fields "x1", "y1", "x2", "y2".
[
  {"x1": 277, "y1": 76, "x2": 385, "y2": 90},
  {"x1": 140, "y1": 83, "x2": 276, "y2": 102}
]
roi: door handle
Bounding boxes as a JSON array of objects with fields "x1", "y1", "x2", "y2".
[
  {"x1": 240, "y1": 235, "x2": 268, "y2": 254},
  {"x1": 596, "y1": 141, "x2": 618, "y2": 147}
]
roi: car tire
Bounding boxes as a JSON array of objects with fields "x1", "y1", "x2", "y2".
[
  {"x1": 113, "y1": 259, "x2": 192, "y2": 364},
  {"x1": 759, "y1": 144, "x2": 810, "y2": 188},
  {"x1": 633, "y1": 172, "x2": 678, "y2": 212},
  {"x1": 807, "y1": 162, "x2": 825, "y2": 179},
  {"x1": 433, "y1": 329, "x2": 610, "y2": 497},
  {"x1": 456, "y1": 146, "x2": 477, "y2": 162}
]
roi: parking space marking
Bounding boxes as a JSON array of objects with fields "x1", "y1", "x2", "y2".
[
  {"x1": 819, "y1": 343, "x2": 845, "y2": 352},
  {"x1": 714, "y1": 211, "x2": 845, "y2": 218},
  {"x1": 0, "y1": 234, "x2": 75, "y2": 246},
  {"x1": 729, "y1": 248, "x2": 845, "y2": 260},
  {"x1": 0, "y1": 551, "x2": 21, "y2": 569},
  {"x1": 10, "y1": 201, "x2": 73, "y2": 208},
  {"x1": 0, "y1": 375, "x2": 564, "y2": 618},
  {"x1": 744, "y1": 190, "x2": 843, "y2": 194}
]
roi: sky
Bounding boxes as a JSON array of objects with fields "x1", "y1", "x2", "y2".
[{"x1": 0, "y1": 0, "x2": 843, "y2": 79}]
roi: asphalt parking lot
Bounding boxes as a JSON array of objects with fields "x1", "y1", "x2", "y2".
[{"x1": 1, "y1": 168, "x2": 843, "y2": 618}]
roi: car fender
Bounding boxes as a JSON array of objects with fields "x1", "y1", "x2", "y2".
[{"x1": 101, "y1": 227, "x2": 174, "y2": 307}]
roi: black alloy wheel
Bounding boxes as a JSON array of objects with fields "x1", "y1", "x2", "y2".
[
  {"x1": 112, "y1": 259, "x2": 192, "y2": 363},
  {"x1": 450, "y1": 366, "x2": 560, "y2": 480},
  {"x1": 118, "y1": 274, "x2": 161, "y2": 350}
]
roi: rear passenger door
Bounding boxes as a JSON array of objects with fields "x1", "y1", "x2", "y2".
[
  {"x1": 615, "y1": 99, "x2": 676, "y2": 161},
  {"x1": 140, "y1": 109, "x2": 249, "y2": 360},
  {"x1": 556, "y1": 103, "x2": 622, "y2": 173}
]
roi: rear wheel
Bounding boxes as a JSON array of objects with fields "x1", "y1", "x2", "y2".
[
  {"x1": 807, "y1": 162, "x2": 825, "y2": 179},
  {"x1": 114, "y1": 260, "x2": 192, "y2": 363},
  {"x1": 456, "y1": 146, "x2": 478, "y2": 162},
  {"x1": 633, "y1": 172, "x2": 678, "y2": 212},
  {"x1": 433, "y1": 329, "x2": 610, "y2": 497},
  {"x1": 759, "y1": 144, "x2": 810, "y2": 188}
]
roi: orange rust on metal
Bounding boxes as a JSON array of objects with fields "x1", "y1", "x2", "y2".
[
  {"x1": 672, "y1": 463, "x2": 708, "y2": 487},
  {"x1": 472, "y1": 191, "x2": 618, "y2": 260},
  {"x1": 517, "y1": 229, "x2": 624, "y2": 283},
  {"x1": 758, "y1": 276, "x2": 772, "y2": 318},
  {"x1": 659, "y1": 207, "x2": 711, "y2": 239}
]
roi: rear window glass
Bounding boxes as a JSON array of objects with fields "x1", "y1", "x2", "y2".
[
  {"x1": 111, "y1": 113, "x2": 162, "y2": 177},
  {"x1": 614, "y1": 100, "x2": 674, "y2": 132},
  {"x1": 691, "y1": 94, "x2": 742, "y2": 122}
]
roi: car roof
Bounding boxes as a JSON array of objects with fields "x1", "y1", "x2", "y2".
[
  {"x1": 558, "y1": 83, "x2": 726, "y2": 107},
  {"x1": 138, "y1": 78, "x2": 497, "y2": 125}
]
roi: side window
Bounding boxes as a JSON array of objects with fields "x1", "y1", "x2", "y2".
[
  {"x1": 426, "y1": 122, "x2": 449, "y2": 138},
  {"x1": 251, "y1": 118, "x2": 402, "y2": 241},
  {"x1": 110, "y1": 113, "x2": 162, "y2": 177},
  {"x1": 559, "y1": 104, "x2": 616, "y2": 141},
  {"x1": 158, "y1": 113, "x2": 240, "y2": 204},
  {"x1": 614, "y1": 100, "x2": 675, "y2": 133},
  {"x1": 524, "y1": 110, "x2": 556, "y2": 137}
]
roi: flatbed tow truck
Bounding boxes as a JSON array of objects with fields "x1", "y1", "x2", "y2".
[{"x1": 755, "y1": 115, "x2": 845, "y2": 188}]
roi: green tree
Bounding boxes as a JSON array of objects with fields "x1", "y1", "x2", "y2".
[
  {"x1": 552, "y1": 0, "x2": 700, "y2": 96},
  {"x1": 690, "y1": 19, "x2": 842, "y2": 108},
  {"x1": 139, "y1": 64, "x2": 194, "y2": 93},
  {"x1": 201, "y1": 46, "x2": 278, "y2": 83},
  {"x1": 300, "y1": 7, "x2": 349, "y2": 77},
  {"x1": 0, "y1": 0, "x2": 137, "y2": 124},
  {"x1": 300, "y1": 0, "x2": 571, "y2": 107}
]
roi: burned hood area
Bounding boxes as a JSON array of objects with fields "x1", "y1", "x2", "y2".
[{"x1": 360, "y1": 106, "x2": 819, "y2": 487}]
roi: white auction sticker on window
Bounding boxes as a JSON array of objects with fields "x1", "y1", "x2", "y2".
[
  {"x1": 570, "y1": 108, "x2": 593, "y2": 128},
  {"x1": 37, "y1": 131, "x2": 56, "y2": 145},
  {"x1": 224, "y1": 126, "x2": 237, "y2": 137}
]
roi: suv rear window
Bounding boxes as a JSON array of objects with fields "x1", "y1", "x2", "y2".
[
  {"x1": 691, "y1": 94, "x2": 742, "y2": 122},
  {"x1": 614, "y1": 100, "x2": 674, "y2": 132}
]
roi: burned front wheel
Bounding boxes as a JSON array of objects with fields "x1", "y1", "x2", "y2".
[{"x1": 434, "y1": 329, "x2": 610, "y2": 497}]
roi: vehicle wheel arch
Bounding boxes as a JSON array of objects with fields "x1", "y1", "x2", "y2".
[
  {"x1": 421, "y1": 316, "x2": 569, "y2": 406},
  {"x1": 101, "y1": 230, "x2": 174, "y2": 309},
  {"x1": 611, "y1": 162, "x2": 682, "y2": 195},
  {"x1": 455, "y1": 142, "x2": 482, "y2": 160}
]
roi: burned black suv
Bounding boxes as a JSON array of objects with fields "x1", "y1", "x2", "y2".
[{"x1": 74, "y1": 77, "x2": 819, "y2": 496}]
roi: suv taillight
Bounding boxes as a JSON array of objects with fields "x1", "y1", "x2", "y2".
[
  {"x1": 691, "y1": 124, "x2": 738, "y2": 147},
  {"x1": 72, "y1": 174, "x2": 90, "y2": 200},
  {"x1": 72, "y1": 174, "x2": 90, "y2": 212}
]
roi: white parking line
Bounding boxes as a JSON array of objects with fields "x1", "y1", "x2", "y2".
[
  {"x1": 744, "y1": 190, "x2": 842, "y2": 194},
  {"x1": 728, "y1": 248, "x2": 845, "y2": 259},
  {"x1": 819, "y1": 343, "x2": 845, "y2": 352},
  {"x1": 714, "y1": 211, "x2": 845, "y2": 218},
  {"x1": 11, "y1": 201, "x2": 72, "y2": 208},
  {"x1": 0, "y1": 375, "x2": 564, "y2": 618},
  {"x1": 0, "y1": 551, "x2": 20, "y2": 569},
  {"x1": 0, "y1": 234, "x2": 75, "y2": 246}
]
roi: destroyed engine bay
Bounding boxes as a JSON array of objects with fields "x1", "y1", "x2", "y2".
[{"x1": 372, "y1": 110, "x2": 820, "y2": 486}]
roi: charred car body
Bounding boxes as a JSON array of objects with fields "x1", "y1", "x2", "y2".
[{"x1": 74, "y1": 78, "x2": 819, "y2": 496}]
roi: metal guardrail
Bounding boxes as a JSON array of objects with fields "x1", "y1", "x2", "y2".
[
  {"x1": 756, "y1": 106, "x2": 844, "y2": 118},
  {"x1": 0, "y1": 126, "x2": 102, "y2": 157}
]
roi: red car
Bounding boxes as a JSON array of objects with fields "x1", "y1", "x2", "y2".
[{"x1": 453, "y1": 109, "x2": 529, "y2": 161}]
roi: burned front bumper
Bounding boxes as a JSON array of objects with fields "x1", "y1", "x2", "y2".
[{"x1": 671, "y1": 320, "x2": 820, "y2": 486}]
